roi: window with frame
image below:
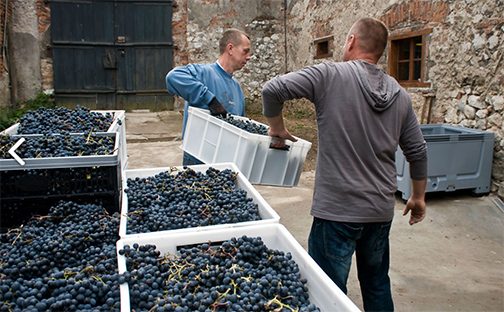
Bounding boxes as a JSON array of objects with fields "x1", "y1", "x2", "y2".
[
  {"x1": 388, "y1": 29, "x2": 432, "y2": 88},
  {"x1": 314, "y1": 36, "x2": 333, "y2": 59}
]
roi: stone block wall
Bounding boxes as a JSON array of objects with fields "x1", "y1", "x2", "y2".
[
  {"x1": 3, "y1": 0, "x2": 504, "y2": 191},
  {"x1": 170, "y1": 0, "x2": 285, "y2": 109},
  {"x1": 285, "y1": 0, "x2": 504, "y2": 193}
]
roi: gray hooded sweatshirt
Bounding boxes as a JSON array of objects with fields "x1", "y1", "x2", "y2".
[{"x1": 262, "y1": 60, "x2": 427, "y2": 222}]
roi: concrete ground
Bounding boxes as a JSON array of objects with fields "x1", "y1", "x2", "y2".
[{"x1": 124, "y1": 110, "x2": 504, "y2": 312}]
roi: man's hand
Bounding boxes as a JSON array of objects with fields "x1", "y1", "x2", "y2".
[
  {"x1": 403, "y1": 178, "x2": 427, "y2": 225},
  {"x1": 266, "y1": 114, "x2": 297, "y2": 148},
  {"x1": 208, "y1": 97, "x2": 227, "y2": 118},
  {"x1": 403, "y1": 197, "x2": 426, "y2": 226}
]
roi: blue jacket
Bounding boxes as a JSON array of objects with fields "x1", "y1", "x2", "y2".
[{"x1": 166, "y1": 61, "x2": 246, "y2": 137}]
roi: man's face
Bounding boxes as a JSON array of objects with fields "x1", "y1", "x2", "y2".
[{"x1": 230, "y1": 35, "x2": 251, "y2": 71}]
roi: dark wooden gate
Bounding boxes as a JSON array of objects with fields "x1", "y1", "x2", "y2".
[{"x1": 51, "y1": 0, "x2": 174, "y2": 110}]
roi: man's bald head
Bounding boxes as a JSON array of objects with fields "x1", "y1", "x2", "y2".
[{"x1": 347, "y1": 18, "x2": 389, "y2": 62}]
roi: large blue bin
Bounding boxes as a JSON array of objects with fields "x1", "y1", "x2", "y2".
[{"x1": 396, "y1": 124, "x2": 495, "y2": 201}]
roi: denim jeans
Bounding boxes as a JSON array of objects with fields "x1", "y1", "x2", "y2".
[
  {"x1": 182, "y1": 152, "x2": 204, "y2": 166},
  {"x1": 308, "y1": 217, "x2": 394, "y2": 312}
]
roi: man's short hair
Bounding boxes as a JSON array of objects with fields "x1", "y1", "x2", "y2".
[
  {"x1": 219, "y1": 28, "x2": 249, "y2": 54},
  {"x1": 352, "y1": 18, "x2": 389, "y2": 59}
]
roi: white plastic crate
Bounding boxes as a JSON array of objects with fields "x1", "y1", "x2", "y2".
[
  {"x1": 116, "y1": 223, "x2": 360, "y2": 312},
  {"x1": 119, "y1": 163, "x2": 280, "y2": 238},
  {"x1": 1, "y1": 110, "x2": 128, "y2": 170},
  {"x1": 103, "y1": 110, "x2": 128, "y2": 170},
  {"x1": 181, "y1": 107, "x2": 312, "y2": 187},
  {"x1": 0, "y1": 132, "x2": 120, "y2": 170}
]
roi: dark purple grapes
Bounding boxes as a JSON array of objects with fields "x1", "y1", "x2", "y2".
[
  {"x1": 215, "y1": 115, "x2": 269, "y2": 135},
  {"x1": 124, "y1": 167, "x2": 261, "y2": 234},
  {"x1": 0, "y1": 133, "x2": 116, "y2": 159},
  {"x1": 16, "y1": 105, "x2": 119, "y2": 134},
  {"x1": 119, "y1": 236, "x2": 320, "y2": 312},
  {"x1": 0, "y1": 200, "x2": 122, "y2": 311}
]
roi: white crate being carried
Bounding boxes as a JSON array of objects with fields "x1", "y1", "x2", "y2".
[
  {"x1": 116, "y1": 223, "x2": 361, "y2": 312},
  {"x1": 181, "y1": 107, "x2": 312, "y2": 187},
  {"x1": 119, "y1": 163, "x2": 280, "y2": 238}
]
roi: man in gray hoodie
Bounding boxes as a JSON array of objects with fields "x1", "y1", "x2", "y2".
[{"x1": 262, "y1": 18, "x2": 427, "y2": 311}]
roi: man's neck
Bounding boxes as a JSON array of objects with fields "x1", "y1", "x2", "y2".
[{"x1": 217, "y1": 57, "x2": 234, "y2": 75}]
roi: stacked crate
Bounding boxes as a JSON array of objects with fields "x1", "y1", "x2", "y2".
[
  {"x1": 114, "y1": 111, "x2": 359, "y2": 311},
  {"x1": 0, "y1": 106, "x2": 361, "y2": 311},
  {"x1": 117, "y1": 162, "x2": 360, "y2": 311},
  {"x1": 0, "y1": 109, "x2": 127, "y2": 231}
]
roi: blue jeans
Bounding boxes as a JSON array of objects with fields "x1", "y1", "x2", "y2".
[
  {"x1": 308, "y1": 217, "x2": 394, "y2": 312},
  {"x1": 182, "y1": 151, "x2": 204, "y2": 166}
]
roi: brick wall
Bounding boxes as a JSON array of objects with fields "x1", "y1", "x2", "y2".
[
  {"x1": 37, "y1": 0, "x2": 52, "y2": 90},
  {"x1": 383, "y1": 1, "x2": 449, "y2": 28}
]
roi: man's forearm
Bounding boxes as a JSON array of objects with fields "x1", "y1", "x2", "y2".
[
  {"x1": 266, "y1": 114, "x2": 285, "y2": 135},
  {"x1": 411, "y1": 178, "x2": 427, "y2": 199}
]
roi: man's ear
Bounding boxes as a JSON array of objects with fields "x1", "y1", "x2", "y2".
[
  {"x1": 226, "y1": 43, "x2": 234, "y2": 55},
  {"x1": 347, "y1": 35, "x2": 356, "y2": 51}
]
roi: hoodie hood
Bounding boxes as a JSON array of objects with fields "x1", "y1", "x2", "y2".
[{"x1": 348, "y1": 60, "x2": 401, "y2": 112}]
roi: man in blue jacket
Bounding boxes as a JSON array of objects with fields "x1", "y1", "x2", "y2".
[{"x1": 166, "y1": 28, "x2": 251, "y2": 165}]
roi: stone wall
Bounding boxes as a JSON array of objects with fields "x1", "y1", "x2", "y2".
[
  {"x1": 285, "y1": 0, "x2": 504, "y2": 192},
  {"x1": 2, "y1": 0, "x2": 504, "y2": 190},
  {"x1": 170, "y1": 0, "x2": 285, "y2": 109}
]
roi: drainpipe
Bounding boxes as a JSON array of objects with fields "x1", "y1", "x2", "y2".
[
  {"x1": 284, "y1": 0, "x2": 288, "y2": 73},
  {"x1": 2, "y1": 0, "x2": 13, "y2": 107},
  {"x1": 2, "y1": 0, "x2": 7, "y2": 62}
]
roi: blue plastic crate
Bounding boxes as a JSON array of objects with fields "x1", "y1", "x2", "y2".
[{"x1": 396, "y1": 124, "x2": 495, "y2": 200}]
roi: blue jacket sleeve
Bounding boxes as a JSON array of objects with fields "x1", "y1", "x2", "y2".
[{"x1": 165, "y1": 64, "x2": 215, "y2": 107}]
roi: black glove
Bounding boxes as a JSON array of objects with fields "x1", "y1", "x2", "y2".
[{"x1": 208, "y1": 97, "x2": 227, "y2": 118}]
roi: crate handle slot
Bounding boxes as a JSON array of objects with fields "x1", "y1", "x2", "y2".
[
  {"x1": 269, "y1": 144, "x2": 290, "y2": 151},
  {"x1": 269, "y1": 137, "x2": 291, "y2": 151}
]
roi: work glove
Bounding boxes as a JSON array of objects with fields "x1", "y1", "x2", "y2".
[{"x1": 208, "y1": 97, "x2": 228, "y2": 118}]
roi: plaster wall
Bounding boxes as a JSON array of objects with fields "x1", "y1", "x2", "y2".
[{"x1": 9, "y1": 0, "x2": 42, "y2": 103}]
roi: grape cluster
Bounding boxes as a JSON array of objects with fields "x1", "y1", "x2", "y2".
[
  {"x1": 0, "y1": 133, "x2": 116, "y2": 159},
  {"x1": 118, "y1": 235, "x2": 320, "y2": 312},
  {"x1": 215, "y1": 116, "x2": 268, "y2": 136},
  {"x1": 0, "y1": 200, "x2": 122, "y2": 311},
  {"x1": 16, "y1": 106, "x2": 119, "y2": 134},
  {"x1": 125, "y1": 167, "x2": 261, "y2": 234}
]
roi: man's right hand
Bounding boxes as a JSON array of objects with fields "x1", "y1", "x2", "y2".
[
  {"x1": 208, "y1": 97, "x2": 228, "y2": 118},
  {"x1": 403, "y1": 196, "x2": 426, "y2": 225},
  {"x1": 266, "y1": 114, "x2": 298, "y2": 149},
  {"x1": 403, "y1": 179, "x2": 427, "y2": 225}
]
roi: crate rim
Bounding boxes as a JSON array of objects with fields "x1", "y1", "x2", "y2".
[
  {"x1": 116, "y1": 223, "x2": 361, "y2": 312},
  {"x1": 0, "y1": 132, "x2": 120, "y2": 170}
]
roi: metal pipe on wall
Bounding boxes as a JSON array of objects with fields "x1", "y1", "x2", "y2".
[{"x1": 283, "y1": 0, "x2": 288, "y2": 73}]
